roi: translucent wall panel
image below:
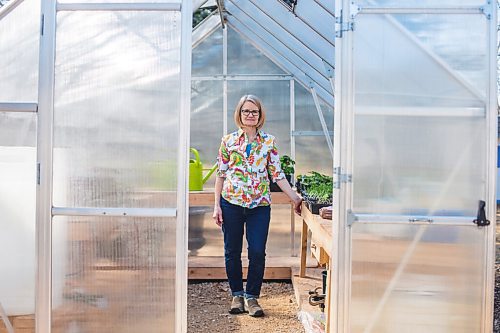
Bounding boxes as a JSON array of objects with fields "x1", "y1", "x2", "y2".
[
  {"x1": 52, "y1": 216, "x2": 176, "y2": 333},
  {"x1": 350, "y1": 223, "x2": 484, "y2": 332},
  {"x1": 294, "y1": 84, "x2": 333, "y2": 176},
  {"x1": 191, "y1": 80, "x2": 223, "y2": 170},
  {"x1": 192, "y1": 28, "x2": 222, "y2": 76},
  {"x1": 227, "y1": 80, "x2": 290, "y2": 156},
  {"x1": 227, "y1": 27, "x2": 286, "y2": 75},
  {"x1": 0, "y1": 0, "x2": 40, "y2": 102},
  {"x1": 59, "y1": 0, "x2": 181, "y2": 2},
  {"x1": 295, "y1": 137, "x2": 332, "y2": 177},
  {"x1": 352, "y1": 14, "x2": 487, "y2": 216},
  {"x1": 53, "y1": 11, "x2": 181, "y2": 208},
  {"x1": 295, "y1": 83, "x2": 333, "y2": 132},
  {"x1": 0, "y1": 112, "x2": 36, "y2": 314}
]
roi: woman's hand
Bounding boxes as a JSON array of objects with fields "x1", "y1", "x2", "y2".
[
  {"x1": 293, "y1": 195, "x2": 303, "y2": 216},
  {"x1": 213, "y1": 205, "x2": 223, "y2": 227}
]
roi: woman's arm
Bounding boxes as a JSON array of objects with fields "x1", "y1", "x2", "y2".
[
  {"x1": 276, "y1": 178, "x2": 302, "y2": 216},
  {"x1": 212, "y1": 176, "x2": 225, "y2": 226}
]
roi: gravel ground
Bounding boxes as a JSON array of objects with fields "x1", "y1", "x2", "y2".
[{"x1": 187, "y1": 281, "x2": 305, "y2": 333}]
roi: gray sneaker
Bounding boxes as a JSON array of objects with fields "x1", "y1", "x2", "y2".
[
  {"x1": 245, "y1": 298, "x2": 264, "y2": 317},
  {"x1": 229, "y1": 296, "x2": 246, "y2": 314}
]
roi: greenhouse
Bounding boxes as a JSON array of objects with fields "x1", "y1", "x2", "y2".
[{"x1": 0, "y1": 0, "x2": 498, "y2": 332}]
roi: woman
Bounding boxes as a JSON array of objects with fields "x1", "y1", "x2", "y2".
[{"x1": 213, "y1": 94, "x2": 302, "y2": 317}]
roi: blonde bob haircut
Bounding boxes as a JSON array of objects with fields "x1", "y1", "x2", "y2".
[{"x1": 233, "y1": 94, "x2": 266, "y2": 130}]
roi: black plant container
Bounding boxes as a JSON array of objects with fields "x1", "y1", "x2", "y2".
[{"x1": 270, "y1": 174, "x2": 293, "y2": 192}]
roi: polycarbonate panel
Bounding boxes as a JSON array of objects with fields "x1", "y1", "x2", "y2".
[
  {"x1": 352, "y1": 14, "x2": 487, "y2": 216},
  {"x1": 53, "y1": 11, "x2": 181, "y2": 208},
  {"x1": 58, "y1": 0, "x2": 180, "y2": 2},
  {"x1": 227, "y1": 80, "x2": 290, "y2": 156},
  {"x1": 356, "y1": 0, "x2": 483, "y2": 6},
  {"x1": 52, "y1": 216, "x2": 176, "y2": 333},
  {"x1": 227, "y1": 27, "x2": 286, "y2": 75},
  {"x1": 350, "y1": 222, "x2": 484, "y2": 332},
  {"x1": 192, "y1": 28, "x2": 223, "y2": 76},
  {"x1": 295, "y1": 83, "x2": 333, "y2": 132},
  {"x1": 0, "y1": 0, "x2": 40, "y2": 102},
  {"x1": 191, "y1": 80, "x2": 223, "y2": 169},
  {"x1": 354, "y1": 14, "x2": 487, "y2": 109},
  {"x1": 295, "y1": 136, "x2": 333, "y2": 177},
  {"x1": 0, "y1": 112, "x2": 36, "y2": 315}
]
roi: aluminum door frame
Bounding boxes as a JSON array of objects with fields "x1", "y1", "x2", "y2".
[
  {"x1": 332, "y1": 1, "x2": 498, "y2": 332},
  {"x1": 36, "y1": 2, "x2": 191, "y2": 333}
]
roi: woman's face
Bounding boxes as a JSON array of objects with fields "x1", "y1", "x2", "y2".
[{"x1": 240, "y1": 101, "x2": 260, "y2": 128}]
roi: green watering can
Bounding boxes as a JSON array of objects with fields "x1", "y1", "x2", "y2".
[{"x1": 189, "y1": 148, "x2": 217, "y2": 191}]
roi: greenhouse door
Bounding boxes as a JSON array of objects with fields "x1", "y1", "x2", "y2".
[
  {"x1": 36, "y1": 2, "x2": 191, "y2": 333},
  {"x1": 332, "y1": 1, "x2": 497, "y2": 332}
]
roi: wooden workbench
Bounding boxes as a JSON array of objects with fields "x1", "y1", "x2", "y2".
[
  {"x1": 298, "y1": 202, "x2": 333, "y2": 332},
  {"x1": 188, "y1": 191, "x2": 303, "y2": 279}
]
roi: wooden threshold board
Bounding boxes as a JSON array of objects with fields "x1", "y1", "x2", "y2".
[{"x1": 188, "y1": 256, "x2": 318, "y2": 280}]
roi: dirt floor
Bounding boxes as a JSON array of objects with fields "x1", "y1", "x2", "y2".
[{"x1": 187, "y1": 281, "x2": 305, "y2": 333}]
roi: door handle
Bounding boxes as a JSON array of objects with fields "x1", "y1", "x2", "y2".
[{"x1": 473, "y1": 200, "x2": 490, "y2": 227}]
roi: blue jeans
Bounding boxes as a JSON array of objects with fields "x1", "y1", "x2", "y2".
[{"x1": 220, "y1": 197, "x2": 271, "y2": 299}]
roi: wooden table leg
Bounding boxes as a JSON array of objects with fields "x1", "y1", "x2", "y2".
[
  {"x1": 299, "y1": 219, "x2": 308, "y2": 278},
  {"x1": 325, "y1": 260, "x2": 332, "y2": 333}
]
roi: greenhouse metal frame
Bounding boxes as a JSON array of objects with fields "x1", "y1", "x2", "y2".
[{"x1": 0, "y1": 0, "x2": 498, "y2": 332}]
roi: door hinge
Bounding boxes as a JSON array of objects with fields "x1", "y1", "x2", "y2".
[
  {"x1": 333, "y1": 167, "x2": 352, "y2": 189},
  {"x1": 335, "y1": 10, "x2": 355, "y2": 38},
  {"x1": 37, "y1": 163, "x2": 41, "y2": 185}
]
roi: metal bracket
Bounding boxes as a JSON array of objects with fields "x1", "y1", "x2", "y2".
[
  {"x1": 479, "y1": 3, "x2": 492, "y2": 20},
  {"x1": 322, "y1": 60, "x2": 334, "y2": 79},
  {"x1": 347, "y1": 210, "x2": 358, "y2": 226},
  {"x1": 349, "y1": 1, "x2": 361, "y2": 19},
  {"x1": 333, "y1": 167, "x2": 352, "y2": 189}
]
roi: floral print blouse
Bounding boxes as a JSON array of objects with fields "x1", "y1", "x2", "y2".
[{"x1": 217, "y1": 128, "x2": 285, "y2": 208}]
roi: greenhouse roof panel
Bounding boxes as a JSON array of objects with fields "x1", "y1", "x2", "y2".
[{"x1": 223, "y1": 0, "x2": 334, "y2": 105}]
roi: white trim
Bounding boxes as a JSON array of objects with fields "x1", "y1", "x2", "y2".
[
  {"x1": 52, "y1": 207, "x2": 177, "y2": 217},
  {"x1": 36, "y1": 1, "x2": 57, "y2": 333},
  {"x1": 0, "y1": 102, "x2": 37, "y2": 112},
  {"x1": 289, "y1": 78, "x2": 295, "y2": 257},
  {"x1": 57, "y1": 3, "x2": 181, "y2": 11},
  {"x1": 0, "y1": 0, "x2": 25, "y2": 20},
  {"x1": 483, "y1": 1, "x2": 498, "y2": 331},
  {"x1": 222, "y1": 25, "x2": 228, "y2": 135},
  {"x1": 353, "y1": 213, "x2": 477, "y2": 225},
  {"x1": 176, "y1": 1, "x2": 192, "y2": 332}
]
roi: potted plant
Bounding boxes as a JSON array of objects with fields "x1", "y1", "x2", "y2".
[
  {"x1": 270, "y1": 155, "x2": 295, "y2": 192},
  {"x1": 295, "y1": 171, "x2": 333, "y2": 214}
]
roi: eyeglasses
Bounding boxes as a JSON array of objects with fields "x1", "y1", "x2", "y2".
[{"x1": 241, "y1": 109, "x2": 260, "y2": 117}]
